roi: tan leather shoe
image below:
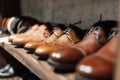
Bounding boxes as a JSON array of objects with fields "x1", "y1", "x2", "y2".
[
  {"x1": 76, "y1": 35, "x2": 118, "y2": 80},
  {"x1": 12, "y1": 24, "x2": 52, "y2": 45},
  {"x1": 35, "y1": 44, "x2": 61, "y2": 55},
  {"x1": 8, "y1": 24, "x2": 40, "y2": 42},
  {"x1": 34, "y1": 27, "x2": 85, "y2": 58},
  {"x1": 24, "y1": 26, "x2": 65, "y2": 50}
]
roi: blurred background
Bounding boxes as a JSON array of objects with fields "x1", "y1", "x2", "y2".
[{"x1": 0, "y1": 0, "x2": 119, "y2": 29}]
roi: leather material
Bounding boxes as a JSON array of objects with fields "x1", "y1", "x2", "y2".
[
  {"x1": 49, "y1": 47, "x2": 84, "y2": 64},
  {"x1": 49, "y1": 26, "x2": 106, "y2": 64},
  {"x1": 5, "y1": 18, "x2": 10, "y2": 27},
  {"x1": 48, "y1": 20, "x2": 118, "y2": 66},
  {"x1": 8, "y1": 24, "x2": 40, "y2": 42},
  {"x1": 54, "y1": 28, "x2": 80, "y2": 47},
  {"x1": 24, "y1": 41, "x2": 42, "y2": 49},
  {"x1": 12, "y1": 24, "x2": 52, "y2": 45},
  {"x1": 35, "y1": 44, "x2": 61, "y2": 55},
  {"x1": 2, "y1": 16, "x2": 41, "y2": 35},
  {"x1": 35, "y1": 27, "x2": 83, "y2": 55},
  {"x1": 2, "y1": 18, "x2": 7, "y2": 29},
  {"x1": 1, "y1": 18, "x2": 11, "y2": 34},
  {"x1": 15, "y1": 16, "x2": 41, "y2": 34},
  {"x1": 1, "y1": 18, "x2": 8, "y2": 33},
  {"x1": 24, "y1": 27, "x2": 65, "y2": 49},
  {"x1": 76, "y1": 36, "x2": 117, "y2": 79}
]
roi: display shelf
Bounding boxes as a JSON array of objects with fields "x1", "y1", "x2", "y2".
[{"x1": 0, "y1": 36, "x2": 75, "y2": 80}]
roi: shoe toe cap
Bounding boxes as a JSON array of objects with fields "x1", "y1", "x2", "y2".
[
  {"x1": 35, "y1": 45, "x2": 59, "y2": 54},
  {"x1": 24, "y1": 42, "x2": 33, "y2": 48},
  {"x1": 49, "y1": 47, "x2": 85, "y2": 64},
  {"x1": 12, "y1": 35, "x2": 31, "y2": 45},
  {"x1": 76, "y1": 55, "x2": 113, "y2": 78},
  {"x1": 25, "y1": 42, "x2": 42, "y2": 49},
  {"x1": 9, "y1": 35, "x2": 16, "y2": 42}
]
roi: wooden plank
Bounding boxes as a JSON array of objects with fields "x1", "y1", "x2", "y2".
[{"x1": 0, "y1": 42, "x2": 75, "y2": 80}]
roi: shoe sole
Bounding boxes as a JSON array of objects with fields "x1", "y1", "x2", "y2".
[
  {"x1": 48, "y1": 59, "x2": 75, "y2": 73},
  {"x1": 12, "y1": 43, "x2": 24, "y2": 48},
  {"x1": 34, "y1": 53, "x2": 49, "y2": 60},
  {"x1": 75, "y1": 73, "x2": 112, "y2": 80},
  {"x1": 24, "y1": 48, "x2": 35, "y2": 53}
]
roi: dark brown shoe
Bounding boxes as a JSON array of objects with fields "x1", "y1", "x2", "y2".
[
  {"x1": 48, "y1": 20, "x2": 118, "y2": 72},
  {"x1": 76, "y1": 34, "x2": 118, "y2": 80}
]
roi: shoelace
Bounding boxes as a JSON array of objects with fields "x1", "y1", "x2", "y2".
[
  {"x1": 52, "y1": 27, "x2": 62, "y2": 38},
  {"x1": 64, "y1": 28, "x2": 79, "y2": 44}
]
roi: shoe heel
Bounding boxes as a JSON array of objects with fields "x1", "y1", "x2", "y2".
[{"x1": 48, "y1": 59, "x2": 75, "y2": 73}]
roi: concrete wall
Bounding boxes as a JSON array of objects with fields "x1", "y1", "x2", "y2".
[{"x1": 21, "y1": 0, "x2": 119, "y2": 29}]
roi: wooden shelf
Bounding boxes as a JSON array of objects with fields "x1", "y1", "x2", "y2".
[{"x1": 0, "y1": 37, "x2": 75, "y2": 80}]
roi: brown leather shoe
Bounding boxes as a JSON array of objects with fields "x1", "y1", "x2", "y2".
[
  {"x1": 12, "y1": 23, "x2": 53, "y2": 45},
  {"x1": 8, "y1": 24, "x2": 40, "y2": 42},
  {"x1": 1, "y1": 17, "x2": 12, "y2": 34},
  {"x1": 76, "y1": 34, "x2": 118, "y2": 80},
  {"x1": 5, "y1": 18, "x2": 10, "y2": 27},
  {"x1": 1, "y1": 18, "x2": 8, "y2": 33},
  {"x1": 24, "y1": 24, "x2": 67, "y2": 50},
  {"x1": 34, "y1": 27, "x2": 85, "y2": 59},
  {"x1": 48, "y1": 20, "x2": 118, "y2": 72},
  {"x1": 2, "y1": 18, "x2": 7, "y2": 29}
]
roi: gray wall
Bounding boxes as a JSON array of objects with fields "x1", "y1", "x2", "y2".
[{"x1": 20, "y1": 0, "x2": 119, "y2": 29}]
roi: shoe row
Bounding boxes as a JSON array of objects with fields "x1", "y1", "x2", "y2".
[
  {"x1": 1, "y1": 16, "x2": 41, "y2": 35},
  {"x1": 4, "y1": 17, "x2": 119, "y2": 80},
  {"x1": 8, "y1": 17, "x2": 85, "y2": 56}
]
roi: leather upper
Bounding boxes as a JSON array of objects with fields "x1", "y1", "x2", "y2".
[{"x1": 76, "y1": 36, "x2": 117, "y2": 79}]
